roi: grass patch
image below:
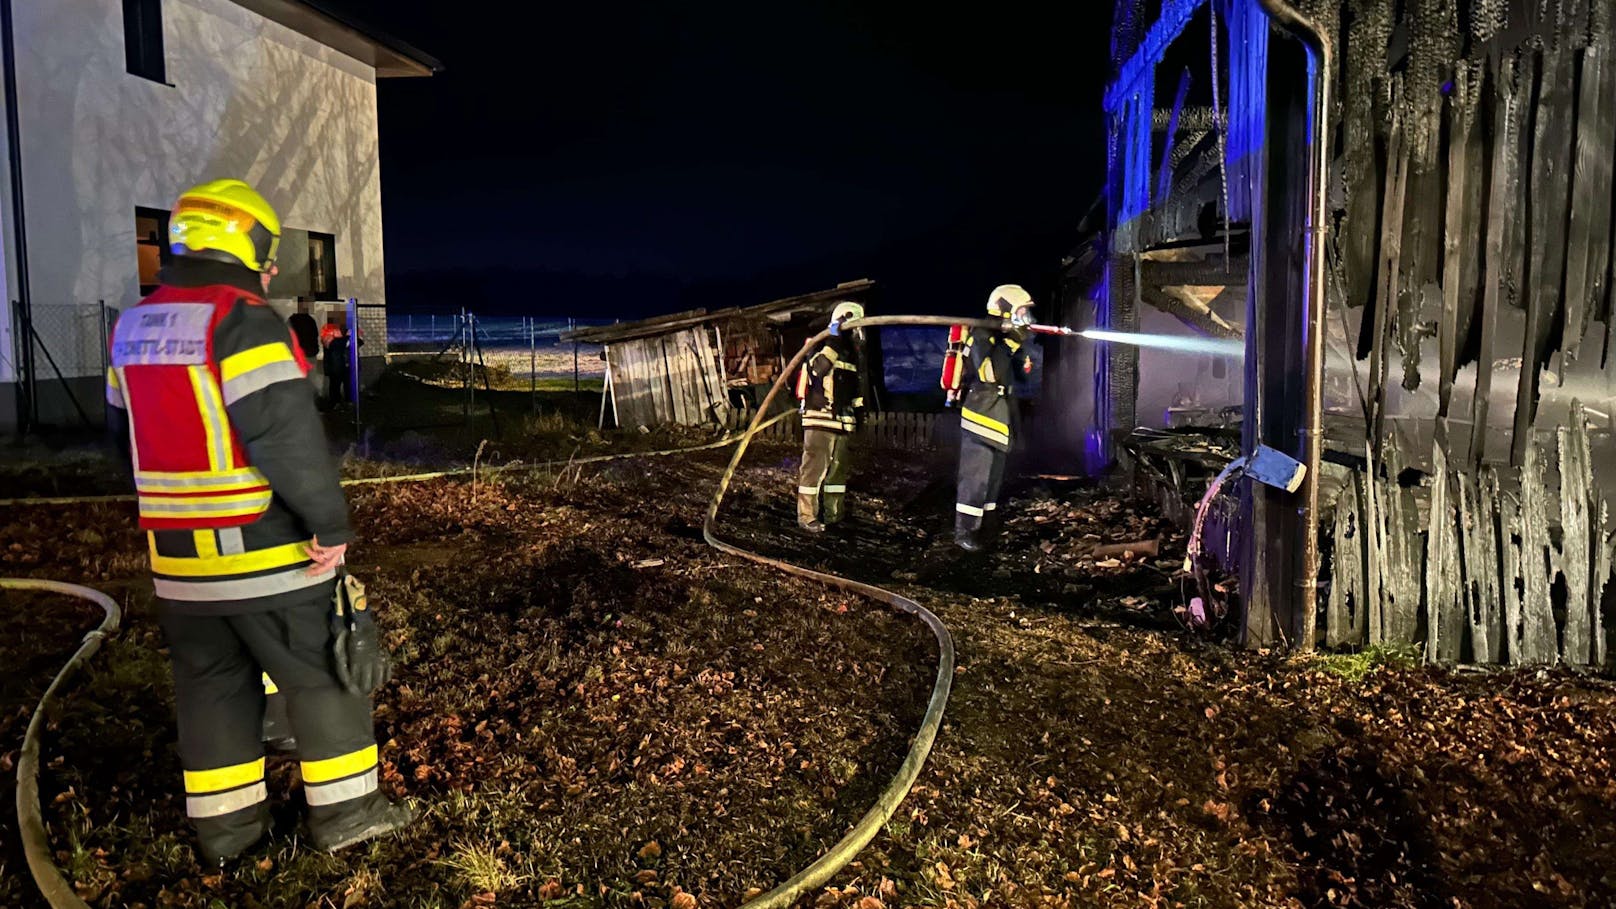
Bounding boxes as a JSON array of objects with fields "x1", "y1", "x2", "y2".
[
  {"x1": 437, "y1": 839, "x2": 528, "y2": 894},
  {"x1": 1315, "y1": 642, "x2": 1422, "y2": 682}
]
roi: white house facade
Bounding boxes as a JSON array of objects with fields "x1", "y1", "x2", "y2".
[{"x1": 0, "y1": 0, "x2": 436, "y2": 431}]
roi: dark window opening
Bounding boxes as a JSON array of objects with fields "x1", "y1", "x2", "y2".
[
  {"x1": 123, "y1": 0, "x2": 166, "y2": 83},
  {"x1": 136, "y1": 207, "x2": 170, "y2": 295},
  {"x1": 308, "y1": 232, "x2": 338, "y2": 300}
]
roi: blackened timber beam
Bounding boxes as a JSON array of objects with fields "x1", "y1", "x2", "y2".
[
  {"x1": 1470, "y1": 55, "x2": 1524, "y2": 468},
  {"x1": 1140, "y1": 286, "x2": 1242, "y2": 339},
  {"x1": 1564, "y1": 41, "x2": 1614, "y2": 362},
  {"x1": 1241, "y1": 31, "x2": 1313, "y2": 650},
  {"x1": 1104, "y1": 0, "x2": 1209, "y2": 113},
  {"x1": 1513, "y1": 40, "x2": 1577, "y2": 466}
]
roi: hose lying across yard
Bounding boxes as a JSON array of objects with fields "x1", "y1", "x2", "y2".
[
  {"x1": 706, "y1": 315, "x2": 1008, "y2": 908},
  {"x1": 3, "y1": 578, "x2": 122, "y2": 909},
  {"x1": 10, "y1": 314, "x2": 991, "y2": 907}
]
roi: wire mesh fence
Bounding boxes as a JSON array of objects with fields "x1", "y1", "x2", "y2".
[
  {"x1": 10, "y1": 301, "x2": 118, "y2": 431},
  {"x1": 363, "y1": 312, "x2": 611, "y2": 436}
]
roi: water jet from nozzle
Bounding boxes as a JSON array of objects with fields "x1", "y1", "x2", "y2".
[{"x1": 1078, "y1": 329, "x2": 1243, "y2": 358}]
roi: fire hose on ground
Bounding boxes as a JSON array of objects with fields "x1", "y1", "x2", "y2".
[
  {"x1": 707, "y1": 314, "x2": 1023, "y2": 908},
  {"x1": 4, "y1": 578, "x2": 121, "y2": 909}
]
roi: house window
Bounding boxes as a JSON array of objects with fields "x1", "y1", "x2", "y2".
[
  {"x1": 136, "y1": 207, "x2": 170, "y2": 295},
  {"x1": 123, "y1": 0, "x2": 166, "y2": 83},
  {"x1": 308, "y1": 232, "x2": 338, "y2": 300}
]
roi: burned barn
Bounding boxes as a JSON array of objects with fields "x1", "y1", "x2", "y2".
[
  {"x1": 1059, "y1": 0, "x2": 1616, "y2": 662},
  {"x1": 563, "y1": 280, "x2": 875, "y2": 431}
]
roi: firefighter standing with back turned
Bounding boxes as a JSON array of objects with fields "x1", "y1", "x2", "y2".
[
  {"x1": 796, "y1": 301, "x2": 866, "y2": 532},
  {"x1": 105, "y1": 179, "x2": 411, "y2": 865},
  {"x1": 946, "y1": 285, "x2": 1036, "y2": 552}
]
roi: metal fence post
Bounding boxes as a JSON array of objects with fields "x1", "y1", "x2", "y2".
[
  {"x1": 345, "y1": 296, "x2": 360, "y2": 436},
  {"x1": 530, "y1": 316, "x2": 537, "y2": 415}
]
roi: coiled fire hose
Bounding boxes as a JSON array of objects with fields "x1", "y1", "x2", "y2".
[
  {"x1": 4, "y1": 579, "x2": 122, "y2": 909},
  {"x1": 707, "y1": 315, "x2": 1006, "y2": 908}
]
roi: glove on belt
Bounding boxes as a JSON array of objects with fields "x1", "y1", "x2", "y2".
[{"x1": 330, "y1": 570, "x2": 393, "y2": 697}]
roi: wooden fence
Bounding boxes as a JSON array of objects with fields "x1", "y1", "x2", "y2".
[
  {"x1": 754, "y1": 411, "x2": 957, "y2": 450},
  {"x1": 1328, "y1": 403, "x2": 1616, "y2": 665}
]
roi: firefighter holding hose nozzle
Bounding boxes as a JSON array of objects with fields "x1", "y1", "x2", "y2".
[
  {"x1": 945, "y1": 285, "x2": 1036, "y2": 552},
  {"x1": 104, "y1": 178, "x2": 411, "y2": 865},
  {"x1": 795, "y1": 301, "x2": 867, "y2": 533}
]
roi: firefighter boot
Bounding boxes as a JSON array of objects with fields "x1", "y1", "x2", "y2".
[
  {"x1": 195, "y1": 800, "x2": 271, "y2": 867},
  {"x1": 954, "y1": 515, "x2": 984, "y2": 553},
  {"x1": 310, "y1": 799, "x2": 415, "y2": 853}
]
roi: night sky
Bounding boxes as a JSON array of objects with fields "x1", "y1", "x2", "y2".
[{"x1": 325, "y1": 1, "x2": 1113, "y2": 319}]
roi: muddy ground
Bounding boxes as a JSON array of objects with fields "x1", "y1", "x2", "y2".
[{"x1": 3, "y1": 430, "x2": 1616, "y2": 908}]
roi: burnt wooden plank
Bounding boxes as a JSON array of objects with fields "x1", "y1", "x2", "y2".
[
  {"x1": 1502, "y1": 51, "x2": 1537, "y2": 316},
  {"x1": 1369, "y1": 80, "x2": 1410, "y2": 449},
  {"x1": 1364, "y1": 452, "x2": 1386, "y2": 646},
  {"x1": 1438, "y1": 64, "x2": 1482, "y2": 420},
  {"x1": 1397, "y1": 117, "x2": 1437, "y2": 395},
  {"x1": 1327, "y1": 474, "x2": 1369, "y2": 648},
  {"x1": 1459, "y1": 468, "x2": 1502, "y2": 663},
  {"x1": 1563, "y1": 43, "x2": 1614, "y2": 362},
  {"x1": 1559, "y1": 400, "x2": 1596, "y2": 663},
  {"x1": 1512, "y1": 42, "x2": 1577, "y2": 466},
  {"x1": 1518, "y1": 439, "x2": 1559, "y2": 663},
  {"x1": 1342, "y1": 0, "x2": 1390, "y2": 313},
  {"x1": 1500, "y1": 474, "x2": 1525, "y2": 663},
  {"x1": 1426, "y1": 443, "x2": 1465, "y2": 661},
  {"x1": 1399, "y1": 0, "x2": 1456, "y2": 376},
  {"x1": 1470, "y1": 55, "x2": 1525, "y2": 466},
  {"x1": 1383, "y1": 436, "x2": 1425, "y2": 645},
  {"x1": 1596, "y1": 500, "x2": 1612, "y2": 667}
]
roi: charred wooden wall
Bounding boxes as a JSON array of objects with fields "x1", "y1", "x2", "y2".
[{"x1": 1314, "y1": 0, "x2": 1616, "y2": 663}]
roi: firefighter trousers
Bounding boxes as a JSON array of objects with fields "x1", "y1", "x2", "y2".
[
  {"x1": 955, "y1": 435, "x2": 1007, "y2": 536},
  {"x1": 158, "y1": 590, "x2": 388, "y2": 861},
  {"x1": 798, "y1": 428, "x2": 852, "y2": 525}
]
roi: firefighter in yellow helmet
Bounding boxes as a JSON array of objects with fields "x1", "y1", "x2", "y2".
[
  {"x1": 104, "y1": 178, "x2": 411, "y2": 864},
  {"x1": 950, "y1": 285, "x2": 1035, "y2": 552},
  {"x1": 795, "y1": 301, "x2": 866, "y2": 532}
]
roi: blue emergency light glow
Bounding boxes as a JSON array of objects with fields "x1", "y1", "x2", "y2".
[{"x1": 1080, "y1": 328, "x2": 1244, "y2": 358}]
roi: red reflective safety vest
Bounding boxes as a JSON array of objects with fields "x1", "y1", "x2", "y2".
[{"x1": 108, "y1": 284, "x2": 309, "y2": 531}]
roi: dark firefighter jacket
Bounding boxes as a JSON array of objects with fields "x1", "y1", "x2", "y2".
[
  {"x1": 959, "y1": 326, "x2": 1032, "y2": 453},
  {"x1": 800, "y1": 334, "x2": 864, "y2": 433},
  {"x1": 106, "y1": 258, "x2": 353, "y2": 615}
]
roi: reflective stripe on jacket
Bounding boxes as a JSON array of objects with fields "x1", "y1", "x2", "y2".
[{"x1": 958, "y1": 328, "x2": 1030, "y2": 452}]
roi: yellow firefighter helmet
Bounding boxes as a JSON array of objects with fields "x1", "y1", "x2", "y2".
[
  {"x1": 986, "y1": 284, "x2": 1033, "y2": 318},
  {"x1": 169, "y1": 179, "x2": 282, "y2": 273}
]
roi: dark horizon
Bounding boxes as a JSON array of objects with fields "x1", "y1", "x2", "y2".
[{"x1": 327, "y1": 1, "x2": 1113, "y2": 321}]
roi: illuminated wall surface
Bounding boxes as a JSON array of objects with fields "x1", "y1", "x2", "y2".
[{"x1": 6, "y1": 0, "x2": 387, "y2": 385}]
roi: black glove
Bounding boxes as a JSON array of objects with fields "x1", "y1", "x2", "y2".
[{"x1": 331, "y1": 572, "x2": 393, "y2": 697}]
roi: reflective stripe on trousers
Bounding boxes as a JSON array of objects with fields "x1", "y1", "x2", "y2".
[
  {"x1": 302, "y1": 745, "x2": 380, "y2": 807},
  {"x1": 183, "y1": 757, "x2": 267, "y2": 819}
]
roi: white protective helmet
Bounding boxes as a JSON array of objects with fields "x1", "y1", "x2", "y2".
[
  {"x1": 830, "y1": 301, "x2": 865, "y2": 327},
  {"x1": 986, "y1": 284, "x2": 1034, "y2": 318}
]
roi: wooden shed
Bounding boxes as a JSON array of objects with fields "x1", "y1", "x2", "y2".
[{"x1": 563, "y1": 280, "x2": 875, "y2": 430}]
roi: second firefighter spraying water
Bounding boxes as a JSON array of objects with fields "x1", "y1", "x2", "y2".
[
  {"x1": 796, "y1": 301, "x2": 867, "y2": 533},
  {"x1": 944, "y1": 285, "x2": 1037, "y2": 552}
]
